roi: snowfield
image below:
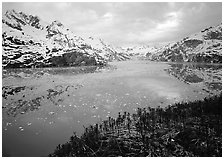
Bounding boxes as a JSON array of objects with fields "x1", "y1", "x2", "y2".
[{"x1": 2, "y1": 10, "x2": 130, "y2": 68}]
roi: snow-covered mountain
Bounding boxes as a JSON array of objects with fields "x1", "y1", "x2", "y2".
[
  {"x1": 125, "y1": 45, "x2": 154, "y2": 57},
  {"x1": 127, "y1": 24, "x2": 222, "y2": 63},
  {"x1": 2, "y1": 9, "x2": 130, "y2": 68},
  {"x1": 2, "y1": 9, "x2": 221, "y2": 68},
  {"x1": 83, "y1": 36, "x2": 130, "y2": 61},
  {"x1": 124, "y1": 43, "x2": 174, "y2": 57}
]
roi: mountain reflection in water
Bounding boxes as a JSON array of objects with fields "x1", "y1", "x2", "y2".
[{"x1": 165, "y1": 63, "x2": 222, "y2": 94}]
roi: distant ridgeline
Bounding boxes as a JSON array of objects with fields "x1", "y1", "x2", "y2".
[
  {"x1": 2, "y1": 10, "x2": 130, "y2": 68},
  {"x1": 2, "y1": 9, "x2": 222, "y2": 68},
  {"x1": 126, "y1": 24, "x2": 222, "y2": 63},
  {"x1": 49, "y1": 95, "x2": 222, "y2": 157}
]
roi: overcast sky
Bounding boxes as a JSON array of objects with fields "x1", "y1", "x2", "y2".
[{"x1": 2, "y1": 2, "x2": 222, "y2": 47}]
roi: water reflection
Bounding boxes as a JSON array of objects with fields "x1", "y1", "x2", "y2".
[
  {"x1": 2, "y1": 64, "x2": 118, "y2": 157},
  {"x1": 2, "y1": 61, "x2": 222, "y2": 157},
  {"x1": 165, "y1": 63, "x2": 222, "y2": 93},
  {"x1": 2, "y1": 65, "x2": 116, "y2": 79}
]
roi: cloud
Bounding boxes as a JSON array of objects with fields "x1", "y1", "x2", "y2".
[
  {"x1": 54, "y1": 2, "x2": 72, "y2": 10},
  {"x1": 103, "y1": 12, "x2": 113, "y2": 19},
  {"x1": 124, "y1": 11, "x2": 182, "y2": 44},
  {"x1": 157, "y1": 12, "x2": 180, "y2": 30},
  {"x1": 2, "y1": 2, "x2": 222, "y2": 46}
]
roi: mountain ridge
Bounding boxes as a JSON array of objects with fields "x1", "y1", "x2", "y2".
[
  {"x1": 2, "y1": 9, "x2": 222, "y2": 68},
  {"x1": 2, "y1": 9, "x2": 130, "y2": 68},
  {"x1": 126, "y1": 24, "x2": 222, "y2": 63}
]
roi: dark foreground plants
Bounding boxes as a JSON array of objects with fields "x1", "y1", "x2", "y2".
[{"x1": 49, "y1": 95, "x2": 222, "y2": 157}]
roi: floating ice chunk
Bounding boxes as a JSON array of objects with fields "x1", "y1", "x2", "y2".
[
  {"x1": 19, "y1": 126, "x2": 24, "y2": 131},
  {"x1": 6, "y1": 122, "x2": 12, "y2": 126},
  {"x1": 96, "y1": 94, "x2": 101, "y2": 97},
  {"x1": 48, "y1": 112, "x2": 55, "y2": 115}
]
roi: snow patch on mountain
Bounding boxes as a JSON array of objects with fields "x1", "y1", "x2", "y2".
[
  {"x1": 2, "y1": 9, "x2": 130, "y2": 68},
  {"x1": 126, "y1": 24, "x2": 222, "y2": 63}
]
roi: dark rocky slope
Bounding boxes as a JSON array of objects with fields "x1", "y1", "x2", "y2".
[{"x1": 2, "y1": 10, "x2": 130, "y2": 68}]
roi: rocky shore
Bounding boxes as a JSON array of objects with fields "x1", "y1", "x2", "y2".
[{"x1": 49, "y1": 95, "x2": 222, "y2": 157}]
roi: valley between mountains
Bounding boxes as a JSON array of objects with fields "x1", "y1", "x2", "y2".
[
  {"x1": 2, "y1": 9, "x2": 222, "y2": 157},
  {"x1": 2, "y1": 9, "x2": 222, "y2": 68}
]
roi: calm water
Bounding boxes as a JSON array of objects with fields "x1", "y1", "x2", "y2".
[{"x1": 2, "y1": 60, "x2": 222, "y2": 156}]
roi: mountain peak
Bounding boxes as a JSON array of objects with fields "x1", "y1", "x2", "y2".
[
  {"x1": 51, "y1": 20, "x2": 64, "y2": 27},
  {"x1": 2, "y1": 9, "x2": 130, "y2": 68},
  {"x1": 5, "y1": 9, "x2": 18, "y2": 17},
  {"x1": 3, "y1": 9, "x2": 46, "y2": 30}
]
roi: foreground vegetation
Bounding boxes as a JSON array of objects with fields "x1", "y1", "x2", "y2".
[{"x1": 49, "y1": 95, "x2": 222, "y2": 157}]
